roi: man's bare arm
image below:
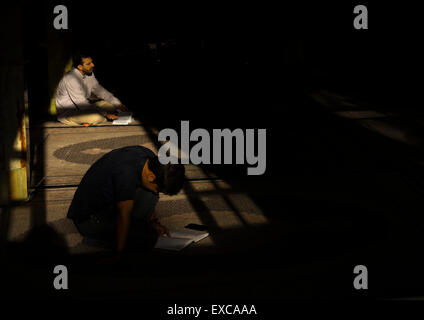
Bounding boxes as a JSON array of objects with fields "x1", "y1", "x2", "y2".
[
  {"x1": 150, "y1": 210, "x2": 159, "y2": 224},
  {"x1": 116, "y1": 200, "x2": 134, "y2": 254},
  {"x1": 150, "y1": 210, "x2": 170, "y2": 237}
]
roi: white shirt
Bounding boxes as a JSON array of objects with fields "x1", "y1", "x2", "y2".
[{"x1": 55, "y1": 68, "x2": 122, "y2": 121}]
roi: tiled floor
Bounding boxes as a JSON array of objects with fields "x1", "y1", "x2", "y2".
[{"x1": 3, "y1": 91, "x2": 424, "y2": 299}]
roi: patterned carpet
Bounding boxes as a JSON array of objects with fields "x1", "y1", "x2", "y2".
[{"x1": 53, "y1": 134, "x2": 154, "y2": 165}]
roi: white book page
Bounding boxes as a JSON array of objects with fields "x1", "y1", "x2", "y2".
[
  {"x1": 112, "y1": 112, "x2": 133, "y2": 125},
  {"x1": 154, "y1": 236, "x2": 194, "y2": 251},
  {"x1": 170, "y1": 228, "x2": 209, "y2": 242}
]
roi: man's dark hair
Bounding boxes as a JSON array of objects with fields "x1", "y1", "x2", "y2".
[
  {"x1": 148, "y1": 157, "x2": 185, "y2": 195},
  {"x1": 72, "y1": 51, "x2": 92, "y2": 68}
]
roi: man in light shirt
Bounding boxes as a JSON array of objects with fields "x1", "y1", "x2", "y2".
[{"x1": 55, "y1": 52, "x2": 128, "y2": 126}]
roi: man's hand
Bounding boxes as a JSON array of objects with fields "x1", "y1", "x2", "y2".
[
  {"x1": 116, "y1": 104, "x2": 129, "y2": 112},
  {"x1": 105, "y1": 113, "x2": 119, "y2": 120},
  {"x1": 151, "y1": 221, "x2": 170, "y2": 237}
]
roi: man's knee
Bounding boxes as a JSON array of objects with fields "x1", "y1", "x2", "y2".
[
  {"x1": 95, "y1": 100, "x2": 116, "y2": 113},
  {"x1": 132, "y1": 189, "x2": 159, "y2": 221},
  {"x1": 77, "y1": 113, "x2": 107, "y2": 125},
  {"x1": 89, "y1": 113, "x2": 108, "y2": 125},
  {"x1": 63, "y1": 112, "x2": 107, "y2": 126}
]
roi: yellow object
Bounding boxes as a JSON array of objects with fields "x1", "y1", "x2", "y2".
[{"x1": 9, "y1": 167, "x2": 28, "y2": 201}]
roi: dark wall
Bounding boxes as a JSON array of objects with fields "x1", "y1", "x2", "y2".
[
  {"x1": 0, "y1": 2, "x2": 26, "y2": 203},
  {"x1": 23, "y1": 1, "x2": 50, "y2": 120},
  {"x1": 65, "y1": 2, "x2": 418, "y2": 111},
  {"x1": 21, "y1": 1, "x2": 421, "y2": 121}
]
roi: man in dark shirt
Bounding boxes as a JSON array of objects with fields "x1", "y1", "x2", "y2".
[{"x1": 67, "y1": 146, "x2": 185, "y2": 255}]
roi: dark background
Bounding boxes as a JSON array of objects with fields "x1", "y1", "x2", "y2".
[
  {"x1": 24, "y1": 1, "x2": 416, "y2": 117},
  {"x1": 2, "y1": 0, "x2": 424, "y2": 303},
  {"x1": 22, "y1": 0, "x2": 422, "y2": 179}
]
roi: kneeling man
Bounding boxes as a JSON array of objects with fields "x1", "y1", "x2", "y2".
[{"x1": 67, "y1": 146, "x2": 185, "y2": 254}]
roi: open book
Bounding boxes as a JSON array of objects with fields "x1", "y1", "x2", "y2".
[
  {"x1": 154, "y1": 228, "x2": 209, "y2": 251},
  {"x1": 112, "y1": 112, "x2": 133, "y2": 125}
]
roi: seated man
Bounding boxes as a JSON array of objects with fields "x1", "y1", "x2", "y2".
[
  {"x1": 67, "y1": 146, "x2": 185, "y2": 255},
  {"x1": 55, "y1": 51, "x2": 128, "y2": 126}
]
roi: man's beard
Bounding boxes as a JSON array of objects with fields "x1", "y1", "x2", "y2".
[{"x1": 83, "y1": 70, "x2": 93, "y2": 76}]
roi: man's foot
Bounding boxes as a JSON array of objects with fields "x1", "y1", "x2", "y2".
[{"x1": 105, "y1": 113, "x2": 119, "y2": 120}]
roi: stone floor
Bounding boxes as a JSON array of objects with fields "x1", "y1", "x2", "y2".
[{"x1": 2, "y1": 90, "x2": 424, "y2": 301}]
